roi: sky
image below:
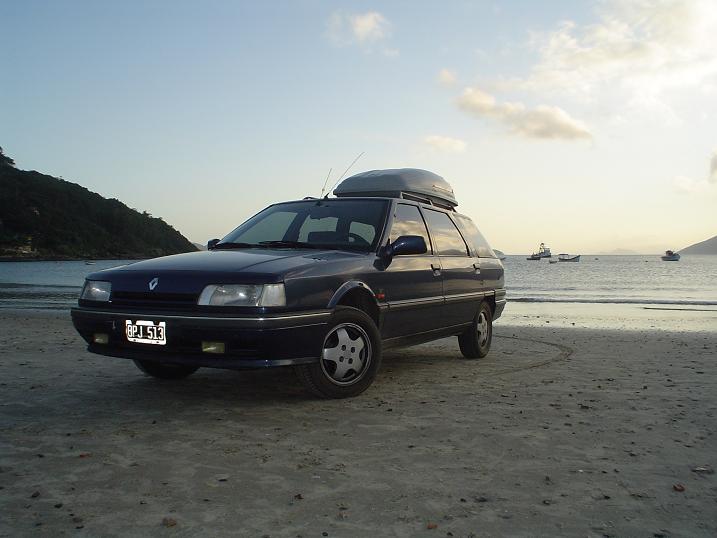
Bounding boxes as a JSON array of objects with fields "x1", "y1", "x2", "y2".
[{"x1": 1, "y1": 0, "x2": 716, "y2": 254}]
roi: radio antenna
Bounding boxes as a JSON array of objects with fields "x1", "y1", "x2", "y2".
[
  {"x1": 325, "y1": 152, "x2": 364, "y2": 199},
  {"x1": 319, "y1": 168, "x2": 332, "y2": 198}
]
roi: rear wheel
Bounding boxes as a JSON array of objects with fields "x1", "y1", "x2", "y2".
[
  {"x1": 295, "y1": 307, "x2": 381, "y2": 398},
  {"x1": 458, "y1": 301, "x2": 493, "y2": 359},
  {"x1": 133, "y1": 360, "x2": 199, "y2": 379}
]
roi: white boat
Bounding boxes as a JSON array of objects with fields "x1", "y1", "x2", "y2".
[
  {"x1": 493, "y1": 249, "x2": 507, "y2": 260},
  {"x1": 661, "y1": 250, "x2": 680, "y2": 261},
  {"x1": 558, "y1": 253, "x2": 580, "y2": 262}
]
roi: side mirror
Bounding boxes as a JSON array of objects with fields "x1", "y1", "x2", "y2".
[
  {"x1": 381, "y1": 235, "x2": 427, "y2": 259},
  {"x1": 207, "y1": 238, "x2": 220, "y2": 250}
]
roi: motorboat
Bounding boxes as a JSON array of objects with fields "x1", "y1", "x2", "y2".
[
  {"x1": 527, "y1": 242, "x2": 551, "y2": 260},
  {"x1": 549, "y1": 259, "x2": 558, "y2": 264},
  {"x1": 558, "y1": 253, "x2": 580, "y2": 262},
  {"x1": 661, "y1": 250, "x2": 680, "y2": 261}
]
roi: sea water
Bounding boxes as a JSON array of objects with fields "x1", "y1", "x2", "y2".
[{"x1": 1, "y1": 256, "x2": 716, "y2": 331}]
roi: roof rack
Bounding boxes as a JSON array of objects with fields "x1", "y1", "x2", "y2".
[{"x1": 333, "y1": 168, "x2": 458, "y2": 210}]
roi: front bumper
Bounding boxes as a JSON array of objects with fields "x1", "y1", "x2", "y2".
[{"x1": 71, "y1": 307, "x2": 331, "y2": 370}]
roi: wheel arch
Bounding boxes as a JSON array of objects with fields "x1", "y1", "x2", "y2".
[{"x1": 328, "y1": 281, "x2": 380, "y2": 327}]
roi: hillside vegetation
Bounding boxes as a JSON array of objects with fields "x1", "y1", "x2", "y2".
[{"x1": 0, "y1": 147, "x2": 197, "y2": 259}]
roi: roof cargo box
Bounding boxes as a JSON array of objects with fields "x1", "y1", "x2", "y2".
[{"x1": 334, "y1": 168, "x2": 458, "y2": 210}]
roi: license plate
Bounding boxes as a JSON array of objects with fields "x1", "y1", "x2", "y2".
[{"x1": 125, "y1": 320, "x2": 166, "y2": 345}]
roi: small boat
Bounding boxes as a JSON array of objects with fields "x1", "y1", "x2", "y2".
[
  {"x1": 85, "y1": 261, "x2": 96, "y2": 265},
  {"x1": 549, "y1": 259, "x2": 558, "y2": 264},
  {"x1": 493, "y1": 249, "x2": 507, "y2": 261},
  {"x1": 661, "y1": 250, "x2": 680, "y2": 261},
  {"x1": 558, "y1": 253, "x2": 581, "y2": 262},
  {"x1": 527, "y1": 242, "x2": 551, "y2": 260}
]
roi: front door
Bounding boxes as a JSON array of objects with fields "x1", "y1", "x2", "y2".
[{"x1": 376, "y1": 203, "x2": 443, "y2": 338}]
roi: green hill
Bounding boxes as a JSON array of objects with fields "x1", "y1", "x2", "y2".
[
  {"x1": 0, "y1": 147, "x2": 197, "y2": 259},
  {"x1": 680, "y1": 234, "x2": 717, "y2": 255}
]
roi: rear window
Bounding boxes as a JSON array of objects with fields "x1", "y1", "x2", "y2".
[{"x1": 453, "y1": 214, "x2": 496, "y2": 258}]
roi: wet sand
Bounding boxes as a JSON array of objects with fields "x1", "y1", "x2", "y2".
[{"x1": 0, "y1": 310, "x2": 715, "y2": 537}]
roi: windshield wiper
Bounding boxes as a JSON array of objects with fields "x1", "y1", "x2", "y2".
[
  {"x1": 212, "y1": 242, "x2": 260, "y2": 250},
  {"x1": 258, "y1": 241, "x2": 325, "y2": 249}
]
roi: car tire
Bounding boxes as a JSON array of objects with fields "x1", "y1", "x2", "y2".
[
  {"x1": 295, "y1": 306, "x2": 382, "y2": 399},
  {"x1": 458, "y1": 301, "x2": 493, "y2": 359},
  {"x1": 133, "y1": 360, "x2": 199, "y2": 379}
]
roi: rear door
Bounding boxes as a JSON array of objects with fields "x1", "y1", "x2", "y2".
[
  {"x1": 378, "y1": 203, "x2": 443, "y2": 338},
  {"x1": 421, "y1": 208, "x2": 479, "y2": 327},
  {"x1": 453, "y1": 214, "x2": 504, "y2": 293}
]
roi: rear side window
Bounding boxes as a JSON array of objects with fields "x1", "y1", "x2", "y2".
[
  {"x1": 453, "y1": 215, "x2": 496, "y2": 258},
  {"x1": 422, "y1": 209, "x2": 468, "y2": 256},
  {"x1": 388, "y1": 204, "x2": 431, "y2": 253}
]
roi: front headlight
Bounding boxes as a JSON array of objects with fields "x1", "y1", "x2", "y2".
[
  {"x1": 80, "y1": 280, "x2": 112, "y2": 302},
  {"x1": 197, "y1": 284, "x2": 286, "y2": 307}
]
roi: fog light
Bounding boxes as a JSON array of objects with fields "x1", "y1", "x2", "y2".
[
  {"x1": 93, "y1": 333, "x2": 109, "y2": 344},
  {"x1": 202, "y1": 341, "x2": 225, "y2": 354}
]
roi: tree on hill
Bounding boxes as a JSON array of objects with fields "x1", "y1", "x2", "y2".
[{"x1": 0, "y1": 147, "x2": 15, "y2": 168}]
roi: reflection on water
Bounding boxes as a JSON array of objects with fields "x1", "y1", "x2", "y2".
[{"x1": 0, "y1": 260, "x2": 134, "y2": 309}]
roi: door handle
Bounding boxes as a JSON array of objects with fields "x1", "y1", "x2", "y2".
[
  {"x1": 473, "y1": 262, "x2": 481, "y2": 274},
  {"x1": 431, "y1": 263, "x2": 441, "y2": 275}
]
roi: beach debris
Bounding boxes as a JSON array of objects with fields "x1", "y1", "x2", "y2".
[
  {"x1": 427, "y1": 522, "x2": 438, "y2": 529},
  {"x1": 294, "y1": 493, "x2": 304, "y2": 500},
  {"x1": 691, "y1": 465, "x2": 714, "y2": 475},
  {"x1": 54, "y1": 503, "x2": 63, "y2": 508},
  {"x1": 30, "y1": 491, "x2": 40, "y2": 498},
  {"x1": 161, "y1": 517, "x2": 177, "y2": 527},
  {"x1": 78, "y1": 452, "x2": 92, "y2": 458},
  {"x1": 672, "y1": 483, "x2": 685, "y2": 492}
]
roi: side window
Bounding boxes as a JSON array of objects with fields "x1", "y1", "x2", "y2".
[
  {"x1": 388, "y1": 204, "x2": 431, "y2": 253},
  {"x1": 422, "y1": 209, "x2": 468, "y2": 256},
  {"x1": 454, "y1": 215, "x2": 496, "y2": 258}
]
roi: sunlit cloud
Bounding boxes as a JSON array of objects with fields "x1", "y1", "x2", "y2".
[
  {"x1": 504, "y1": 0, "x2": 717, "y2": 111},
  {"x1": 424, "y1": 135, "x2": 467, "y2": 153},
  {"x1": 327, "y1": 11, "x2": 395, "y2": 54},
  {"x1": 437, "y1": 68, "x2": 457, "y2": 86},
  {"x1": 673, "y1": 149, "x2": 717, "y2": 193},
  {"x1": 457, "y1": 87, "x2": 592, "y2": 140}
]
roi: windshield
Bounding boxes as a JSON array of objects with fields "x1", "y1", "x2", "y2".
[{"x1": 219, "y1": 199, "x2": 389, "y2": 252}]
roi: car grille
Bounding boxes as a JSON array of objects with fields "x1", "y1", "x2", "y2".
[{"x1": 110, "y1": 291, "x2": 198, "y2": 310}]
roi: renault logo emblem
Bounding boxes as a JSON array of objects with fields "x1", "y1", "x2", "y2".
[{"x1": 148, "y1": 277, "x2": 159, "y2": 291}]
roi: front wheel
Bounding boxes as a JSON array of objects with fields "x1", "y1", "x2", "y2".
[
  {"x1": 295, "y1": 307, "x2": 381, "y2": 398},
  {"x1": 458, "y1": 301, "x2": 493, "y2": 359},
  {"x1": 133, "y1": 360, "x2": 199, "y2": 379}
]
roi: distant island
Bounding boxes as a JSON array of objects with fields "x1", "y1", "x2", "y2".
[
  {"x1": 681, "y1": 234, "x2": 717, "y2": 255},
  {"x1": 0, "y1": 147, "x2": 197, "y2": 260}
]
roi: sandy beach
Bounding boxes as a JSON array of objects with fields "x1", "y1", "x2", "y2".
[{"x1": 1, "y1": 309, "x2": 715, "y2": 537}]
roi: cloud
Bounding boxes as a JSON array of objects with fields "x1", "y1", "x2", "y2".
[
  {"x1": 457, "y1": 87, "x2": 592, "y2": 140},
  {"x1": 437, "y1": 69, "x2": 457, "y2": 86},
  {"x1": 327, "y1": 11, "x2": 393, "y2": 52},
  {"x1": 673, "y1": 175, "x2": 711, "y2": 194},
  {"x1": 673, "y1": 149, "x2": 717, "y2": 193},
  {"x1": 508, "y1": 0, "x2": 717, "y2": 108},
  {"x1": 424, "y1": 135, "x2": 467, "y2": 153}
]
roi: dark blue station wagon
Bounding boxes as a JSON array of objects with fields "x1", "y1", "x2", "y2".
[{"x1": 71, "y1": 169, "x2": 506, "y2": 398}]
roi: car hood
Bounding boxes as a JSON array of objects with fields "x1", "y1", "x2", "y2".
[{"x1": 86, "y1": 249, "x2": 364, "y2": 294}]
